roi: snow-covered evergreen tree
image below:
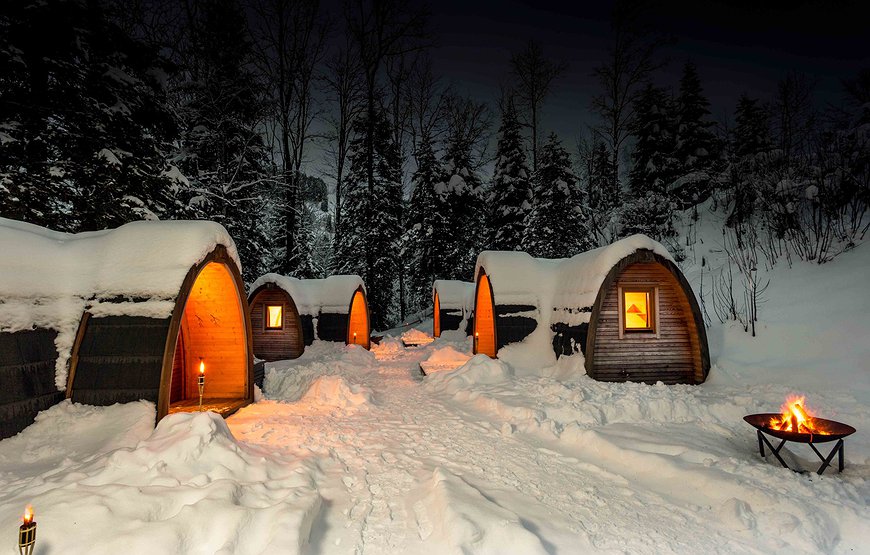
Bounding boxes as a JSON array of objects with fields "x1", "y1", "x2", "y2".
[
  {"x1": 628, "y1": 84, "x2": 678, "y2": 198},
  {"x1": 672, "y1": 61, "x2": 721, "y2": 207},
  {"x1": 488, "y1": 97, "x2": 532, "y2": 251},
  {"x1": 726, "y1": 94, "x2": 771, "y2": 228},
  {"x1": 440, "y1": 121, "x2": 485, "y2": 280},
  {"x1": 523, "y1": 134, "x2": 592, "y2": 258},
  {"x1": 403, "y1": 135, "x2": 448, "y2": 313},
  {"x1": 0, "y1": 0, "x2": 178, "y2": 230},
  {"x1": 333, "y1": 109, "x2": 402, "y2": 330},
  {"x1": 171, "y1": 0, "x2": 272, "y2": 282}
]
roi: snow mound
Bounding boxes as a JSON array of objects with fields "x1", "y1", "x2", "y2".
[
  {"x1": 0, "y1": 410, "x2": 322, "y2": 555},
  {"x1": 401, "y1": 327, "x2": 433, "y2": 345},
  {"x1": 420, "y1": 345, "x2": 472, "y2": 375},
  {"x1": 371, "y1": 336, "x2": 405, "y2": 356},
  {"x1": 264, "y1": 342, "x2": 376, "y2": 402},
  {"x1": 411, "y1": 468, "x2": 547, "y2": 555},
  {"x1": 438, "y1": 329, "x2": 469, "y2": 342},
  {"x1": 425, "y1": 355, "x2": 513, "y2": 393},
  {"x1": 299, "y1": 376, "x2": 372, "y2": 410}
]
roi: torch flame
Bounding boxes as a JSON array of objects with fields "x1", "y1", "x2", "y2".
[
  {"x1": 22, "y1": 505, "x2": 33, "y2": 525},
  {"x1": 199, "y1": 360, "x2": 205, "y2": 375},
  {"x1": 769, "y1": 395, "x2": 829, "y2": 434}
]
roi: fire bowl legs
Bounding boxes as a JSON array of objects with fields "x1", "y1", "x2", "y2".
[{"x1": 756, "y1": 430, "x2": 845, "y2": 475}]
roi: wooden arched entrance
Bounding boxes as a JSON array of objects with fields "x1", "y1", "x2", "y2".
[
  {"x1": 433, "y1": 291, "x2": 442, "y2": 337},
  {"x1": 473, "y1": 270, "x2": 497, "y2": 357},
  {"x1": 347, "y1": 286, "x2": 371, "y2": 349}
]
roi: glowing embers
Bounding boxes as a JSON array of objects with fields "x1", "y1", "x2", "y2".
[
  {"x1": 266, "y1": 305, "x2": 283, "y2": 329},
  {"x1": 623, "y1": 289, "x2": 654, "y2": 331},
  {"x1": 769, "y1": 395, "x2": 830, "y2": 435}
]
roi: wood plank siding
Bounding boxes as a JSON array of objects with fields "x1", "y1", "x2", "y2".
[
  {"x1": 588, "y1": 260, "x2": 704, "y2": 384},
  {"x1": 473, "y1": 272, "x2": 497, "y2": 357},
  {"x1": 249, "y1": 288, "x2": 305, "y2": 362}
]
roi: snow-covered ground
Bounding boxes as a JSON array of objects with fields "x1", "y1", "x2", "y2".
[{"x1": 1, "y1": 236, "x2": 869, "y2": 553}]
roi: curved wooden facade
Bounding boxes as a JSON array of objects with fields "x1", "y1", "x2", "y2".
[
  {"x1": 66, "y1": 246, "x2": 255, "y2": 421},
  {"x1": 248, "y1": 284, "x2": 305, "y2": 362},
  {"x1": 472, "y1": 248, "x2": 709, "y2": 384}
]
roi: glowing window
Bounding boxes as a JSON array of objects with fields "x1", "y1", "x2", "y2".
[
  {"x1": 623, "y1": 289, "x2": 655, "y2": 331},
  {"x1": 265, "y1": 305, "x2": 283, "y2": 330}
]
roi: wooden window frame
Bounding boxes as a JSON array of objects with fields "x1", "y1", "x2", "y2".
[
  {"x1": 618, "y1": 285, "x2": 659, "y2": 338},
  {"x1": 264, "y1": 304, "x2": 284, "y2": 331}
]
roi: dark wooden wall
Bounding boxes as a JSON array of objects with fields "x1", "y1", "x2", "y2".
[
  {"x1": 494, "y1": 304, "x2": 538, "y2": 350},
  {"x1": 438, "y1": 309, "x2": 463, "y2": 334},
  {"x1": 588, "y1": 261, "x2": 702, "y2": 384},
  {"x1": 0, "y1": 329, "x2": 65, "y2": 439},
  {"x1": 250, "y1": 289, "x2": 304, "y2": 362},
  {"x1": 317, "y1": 313, "x2": 349, "y2": 342},
  {"x1": 70, "y1": 316, "x2": 169, "y2": 406}
]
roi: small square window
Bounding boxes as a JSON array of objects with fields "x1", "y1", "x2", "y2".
[
  {"x1": 265, "y1": 305, "x2": 283, "y2": 330},
  {"x1": 623, "y1": 288, "x2": 655, "y2": 332}
]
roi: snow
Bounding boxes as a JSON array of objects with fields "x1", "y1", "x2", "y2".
[
  {"x1": 0, "y1": 217, "x2": 240, "y2": 388},
  {"x1": 249, "y1": 273, "x2": 364, "y2": 316},
  {"x1": 400, "y1": 327, "x2": 433, "y2": 345},
  {"x1": 475, "y1": 234, "x2": 674, "y2": 370},
  {"x1": 432, "y1": 279, "x2": 474, "y2": 312},
  {"x1": 1, "y1": 224, "x2": 869, "y2": 554}
]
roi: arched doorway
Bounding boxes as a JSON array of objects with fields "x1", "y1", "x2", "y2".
[
  {"x1": 433, "y1": 291, "x2": 442, "y2": 337},
  {"x1": 347, "y1": 287, "x2": 370, "y2": 349},
  {"x1": 473, "y1": 271, "x2": 497, "y2": 357},
  {"x1": 168, "y1": 261, "x2": 249, "y2": 413}
]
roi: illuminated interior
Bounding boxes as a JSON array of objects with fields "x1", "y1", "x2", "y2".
[
  {"x1": 474, "y1": 272, "x2": 497, "y2": 357},
  {"x1": 169, "y1": 261, "x2": 248, "y2": 413},
  {"x1": 624, "y1": 289, "x2": 654, "y2": 331},
  {"x1": 266, "y1": 305, "x2": 283, "y2": 329},
  {"x1": 347, "y1": 288, "x2": 370, "y2": 348},
  {"x1": 433, "y1": 291, "x2": 441, "y2": 337}
]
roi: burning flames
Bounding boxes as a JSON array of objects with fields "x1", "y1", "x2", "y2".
[
  {"x1": 22, "y1": 506, "x2": 33, "y2": 525},
  {"x1": 769, "y1": 395, "x2": 829, "y2": 434}
]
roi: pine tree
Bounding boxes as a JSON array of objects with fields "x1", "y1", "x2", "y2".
[
  {"x1": 628, "y1": 84, "x2": 678, "y2": 198},
  {"x1": 403, "y1": 135, "x2": 448, "y2": 313},
  {"x1": 727, "y1": 94, "x2": 771, "y2": 228},
  {"x1": 672, "y1": 61, "x2": 721, "y2": 207},
  {"x1": 488, "y1": 97, "x2": 532, "y2": 251},
  {"x1": 171, "y1": 0, "x2": 272, "y2": 282},
  {"x1": 334, "y1": 109, "x2": 402, "y2": 330},
  {"x1": 0, "y1": 0, "x2": 178, "y2": 230},
  {"x1": 441, "y1": 122, "x2": 485, "y2": 279},
  {"x1": 523, "y1": 134, "x2": 591, "y2": 258}
]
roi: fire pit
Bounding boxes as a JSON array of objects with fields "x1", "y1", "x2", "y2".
[{"x1": 744, "y1": 396, "x2": 856, "y2": 475}]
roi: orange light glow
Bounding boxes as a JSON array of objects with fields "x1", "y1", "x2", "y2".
[
  {"x1": 199, "y1": 360, "x2": 205, "y2": 375},
  {"x1": 266, "y1": 305, "x2": 283, "y2": 329},
  {"x1": 624, "y1": 291, "x2": 651, "y2": 329},
  {"x1": 769, "y1": 395, "x2": 829, "y2": 434},
  {"x1": 22, "y1": 506, "x2": 33, "y2": 525}
]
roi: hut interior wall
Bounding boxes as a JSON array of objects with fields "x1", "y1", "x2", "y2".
[
  {"x1": 347, "y1": 289, "x2": 370, "y2": 348},
  {"x1": 250, "y1": 289, "x2": 304, "y2": 362},
  {"x1": 0, "y1": 328, "x2": 64, "y2": 439},
  {"x1": 177, "y1": 261, "x2": 247, "y2": 400},
  {"x1": 590, "y1": 262, "x2": 701, "y2": 384},
  {"x1": 474, "y1": 274, "x2": 497, "y2": 357}
]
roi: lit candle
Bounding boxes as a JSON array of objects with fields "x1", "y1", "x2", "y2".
[
  {"x1": 18, "y1": 506, "x2": 36, "y2": 555},
  {"x1": 353, "y1": 332, "x2": 357, "y2": 344},
  {"x1": 198, "y1": 358, "x2": 205, "y2": 411}
]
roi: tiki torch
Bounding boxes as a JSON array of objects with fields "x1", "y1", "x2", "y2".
[
  {"x1": 198, "y1": 358, "x2": 205, "y2": 411},
  {"x1": 353, "y1": 332, "x2": 357, "y2": 344},
  {"x1": 18, "y1": 506, "x2": 35, "y2": 555},
  {"x1": 474, "y1": 331, "x2": 479, "y2": 353}
]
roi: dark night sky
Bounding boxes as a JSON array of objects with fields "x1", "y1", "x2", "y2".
[{"x1": 420, "y1": 0, "x2": 870, "y2": 143}]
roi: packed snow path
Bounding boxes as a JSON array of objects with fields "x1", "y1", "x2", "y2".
[{"x1": 227, "y1": 341, "x2": 869, "y2": 554}]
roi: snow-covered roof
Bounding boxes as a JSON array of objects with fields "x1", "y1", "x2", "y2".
[
  {"x1": 250, "y1": 273, "x2": 365, "y2": 316},
  {"x1": 0, "y1": 217, "x2": 241, "y2": 388},
  {"x1": 475, "y1": 235, "x2": 676, "y2": 363},
  {"x1": 433, "y1": 280, "x2": 474, "y2": 312}
]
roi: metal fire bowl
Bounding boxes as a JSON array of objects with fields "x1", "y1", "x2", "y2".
[{"x1": 744, "y1": 413, "x2": 856, "y2": 443}]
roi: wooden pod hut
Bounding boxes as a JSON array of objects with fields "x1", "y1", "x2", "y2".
[
  {"x1": 432, "y1": 280, "x2": 474, "y2": 338},
  {"x1": 0, "y1": 218, "x2": 254, "y2": 439},
  {"x1": 472, "y1": 235, "x2": 710, "y2": 384},
  {"x1": 248, "y1": 274, "x2": 371, "y2": 357}
]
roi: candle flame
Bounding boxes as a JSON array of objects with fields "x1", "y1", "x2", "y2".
[
  {"x1": 199, "y1": 360, "x2": 205, "y2": 374},
  {"x1": 22, "y1": 505, "x2": 33, "y2": 525}
]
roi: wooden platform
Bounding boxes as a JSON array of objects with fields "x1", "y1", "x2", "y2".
[{"x1": 168, "y1": 398, "x2": 248, "y2": 418}]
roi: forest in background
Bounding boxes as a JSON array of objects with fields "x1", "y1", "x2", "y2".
[{"x1": 1, "y1": 0, "x2": 867, "y2": 331}]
